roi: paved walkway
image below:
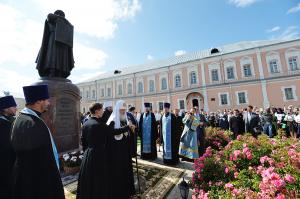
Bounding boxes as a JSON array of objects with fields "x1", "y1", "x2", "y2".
[
  {"x1": 62, "y1": 146, "x2": 195, "y2": 199},
  {"x1": 138, "y1": 146, "x2": 194, "y2": 199}
]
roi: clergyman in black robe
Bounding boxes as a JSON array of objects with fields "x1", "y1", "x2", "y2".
[
  {"x1": 107, "y1": 100, "x2": 136, "y2": 199},
  {"x1": 100, "y1": 101, "x2": 113, "y2": 123},
  {"x1": 76, "y1": 103, "x2": 125, "y2": 199},
  {"x1": 10, "y1": 85, "x2": 65, "y2": 199},
  {"x1": 0, "y1": 96, "x2": 17, "y2": 199},
  {"x1": 127, "y1": 106, "x2": 138, "y2": 158},
  {"x1": 138, "y1": 103, "x2": 158, "y2": 160},
  {"x1": 173, "y1": 108, "x2": 184, "y2": 160},
  {"x1": 36, "y1": 10, "x2": 74, "y2": 78},
  {"x1": 159, "y1": 103, "x2": 180, "y2": 165}
]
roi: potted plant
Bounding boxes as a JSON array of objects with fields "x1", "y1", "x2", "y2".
[{"x1": 61, "y1": 150, "x2": 84, "y2": 175}]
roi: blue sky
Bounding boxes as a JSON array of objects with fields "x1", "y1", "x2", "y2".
[{"x1": 0, "y1": 0, "x2": 299, "y2": 97}]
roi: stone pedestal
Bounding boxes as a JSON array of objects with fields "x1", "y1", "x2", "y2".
[{"x1": 33, "y1": 77, "x2": 81, "y2": 152}]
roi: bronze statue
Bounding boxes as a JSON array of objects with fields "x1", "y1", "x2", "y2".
[{"x1": 36, "y1": 10, "x2": 74, "y2": 78}]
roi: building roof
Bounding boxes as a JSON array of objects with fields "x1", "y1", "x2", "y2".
[{"x1": 78, "y1": 38, "x2": 299, "y2": 84}]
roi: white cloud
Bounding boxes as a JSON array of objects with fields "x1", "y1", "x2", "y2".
[
  {"x1": 147, "y1": 54, "x2": 153, "y2": 60},
  {"x1": 74, "y1": 42, "x2": 108, "y2": 70},
  {"x1": 287, "y1": 3, "x2": 300, "y2": 14},
  {"x1": 0, "y1": 68, "x2": 36, "y2": 98},
  {"x1": 70, "y1": 71, "x2": 107, "y2": 83},
  {"x1": 0, "y1": 0, "x2": 142, "y2": 97},
  {"x1": 174, "y1": 50, "x2": 186, "y2": 56},
  {"x1": 34, "y1": 0, "x2": 141, "y2": 39},
  {"x1": 0, "y1": 4, "x2": 43, "y2": 67},
  {"x1": 270, "y1": 26, "x2": 300, "y2": 40},
  {"x1": 228, "y1": 0, "x2": 259, "y2": 8},
  {"x1": 266, "y1": 26, "x2": 280, "y2": 33}
]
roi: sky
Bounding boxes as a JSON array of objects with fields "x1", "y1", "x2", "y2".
[{"x1": 0, "y1": 0, "x2": 299, "y2": 97}]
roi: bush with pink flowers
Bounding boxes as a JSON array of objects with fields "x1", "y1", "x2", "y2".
[
  {"x1": 204, "y1": 127, "x2": 232, "y2": 151},
  {"x1": 191, "y1": 131, "x2": 300, "y2": 199}
]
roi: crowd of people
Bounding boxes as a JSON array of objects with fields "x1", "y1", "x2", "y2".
[{"x1": 1, "y1": 84, "x2": 300, "y2": 199}]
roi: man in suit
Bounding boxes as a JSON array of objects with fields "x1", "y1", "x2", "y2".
[
  {"x1": 127, "y1": 106, "x2": 138, "y2": 158},
  {"x1": 229, "y1": 109, "x2": 244, "y2": 138},
  {"x1": 245, "y1": 105, "x2": 261, "y2": 137}
]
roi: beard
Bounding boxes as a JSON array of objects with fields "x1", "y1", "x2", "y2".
[{"x1": 120, "y1": 114, "x2": 127, "y2": 122}]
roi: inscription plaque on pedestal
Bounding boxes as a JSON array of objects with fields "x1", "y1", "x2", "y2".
[{"x1": 34, "y1": 77, "x2": 81, "y2": 152}]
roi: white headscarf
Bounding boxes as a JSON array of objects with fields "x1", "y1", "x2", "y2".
[
  {"x1": 103, "y1": 101, "x2": 113, "y2": 109},
  {"x1": 106, "y1": 100, "x2": 128, "y2": 128},
  {"x1": 106, "y1": 100, "x2": 129, "y2": 140}
]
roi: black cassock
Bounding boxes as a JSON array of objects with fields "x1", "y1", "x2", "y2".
[
  {"x1": 10, "y1": 112, "x2": 65, "y2": 199},
  {"x1": 138, "y1": 112, "x2": 158, "y2": 160},
  {"x1": 160, "y1": 113, "x2": 181, "y2": 165},
  {"x1": 0, "y1": 116, "x2": 16, "y2": 199},
  {"x1": 107, "y1": 121, "x2": 135, "y2": 199},
  {"x1": 77, "y1": 117, "x2": 124, "y2": 199},
  {"x1": 100, "y1": 108, "x2": 112, "y2": 123}
]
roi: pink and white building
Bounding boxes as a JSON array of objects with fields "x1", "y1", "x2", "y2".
[{"x1": 77, "y1": 39, "x2": 300, "y2": 113}]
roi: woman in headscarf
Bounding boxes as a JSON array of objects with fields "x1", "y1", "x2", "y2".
[{"x1": 178, "y1": 108, "x2": 200, "y2": 162}]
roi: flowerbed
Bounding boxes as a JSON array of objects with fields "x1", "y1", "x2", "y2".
[{"x1": 191, "y1": 131, "x2": 300, "y2": 199}]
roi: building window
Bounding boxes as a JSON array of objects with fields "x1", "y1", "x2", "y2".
[
  {"x1": 269, "y1": 59, "x2": 280, "y2": 73},
  {"x1": 175, "y1": 74, "x2": 181, "y2": 88},
  {"x1": 149, "y1": 103, "x2": 153, "y2": 110},
  {"x1": 179, "y1": 100, "x2": 185, "y2": 109},
  {"x1": 288, "y1": 56, "x2": 299, "y2": 71},
  {"x1": 138, "y1": 82, "x2": 143, "y2": 93},
  {"x1": 237, "y1": 92, "x2": 247, "y2": 104},
  {"x1": 149, "y1": 80, "x2": 155, "y2": 92},
  {"x1": 86, "y1": 91, "x2": 89, "y2": 99},
  {"x1": 92, "y1": 90, "x2": 95, "y2": 99},
  {"x1": 190, "y1": 71, "x2": 197, "y2": 84},
  {"x1": 127, "y1": 83, "x2": 132, "y2": 95},
  {"x1": 161, "y1": 78, "x2": 167, "y2": 90},
  {"x1": 107, "y1": 88, "x2": 111, "y2": 97},
  {"x1": 118, "y1": 85, "x2": 122, "y2": 95},
  {"x1": 243, "y1": 64, "x2": 252, "y2": 77},
  {"x1": 158, "y1": 102, "x2": 164, "y2": 111},
  {"x1": 284, "y1": 88, "x2": 294, "y2": 100},
  {"x1": 101, "y1": 89, "x2": 104, "y2": 97},
  {"x1": 226, "y1": 67, "x2": 235, "y2": 80},
  {"x1": 211, "y1": 69, "x2": 219, "y2": 81},
  {"x1": 220, "y1": 94, "x2": 228, "y2": 105},
  {"x1": 80, "y1": 91, "x2": 82, "y2": 97}
]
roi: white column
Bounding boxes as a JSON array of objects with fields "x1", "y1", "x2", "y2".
[
  {"x1": 200, "y1": 61, "x2": 209, "y2": 112},
  {"x1": 141, "y1": 96, "x2": 144, "y2": 112},
  {"x1": 256, "y1": 48, "x2": 270, "y2": 108}
]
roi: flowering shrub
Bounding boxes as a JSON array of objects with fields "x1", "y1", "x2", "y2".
[
  {"x1": 204, "y1": 127, "x2": 232, "y2": 151},
  {"x1": 191, "y1": 130, "x2": 300, "y2": 199},
  {"x1": 61, "y1": 150, "x2": 84, "y2": 167}
]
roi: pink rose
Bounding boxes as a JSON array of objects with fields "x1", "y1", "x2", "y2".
[
  {"x1": 246, "y1": 152, "x2": 252, "y2": 160},
  {"x1": 284, "y1": 174, "x2": 295, "y2": 184},
  {"x1": 225, "y1": 167, "x2": 229, "y2": 174},
  {"x1": 225, "y1": 183, "x2": 234, "y2": 190},
  {"x1": 275, "y1": 193, "x2": 286, "y2": 199},
  {"x1": 273, "y1": 179, "x2": 286, "y2": 189},
  {"x1": 234, "y1": 172, "x2": 239, "y2": 178}
]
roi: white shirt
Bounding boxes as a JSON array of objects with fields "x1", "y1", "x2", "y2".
[
  {"x1": 284, "y1": 114, "x2": 295, "y2": 122},
  {"x1": 155, "y1": 113, "x2": 161, "y2": 121},
  {"x1": 295, "y1": 115, "x2": 300, "y2": 123}
]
